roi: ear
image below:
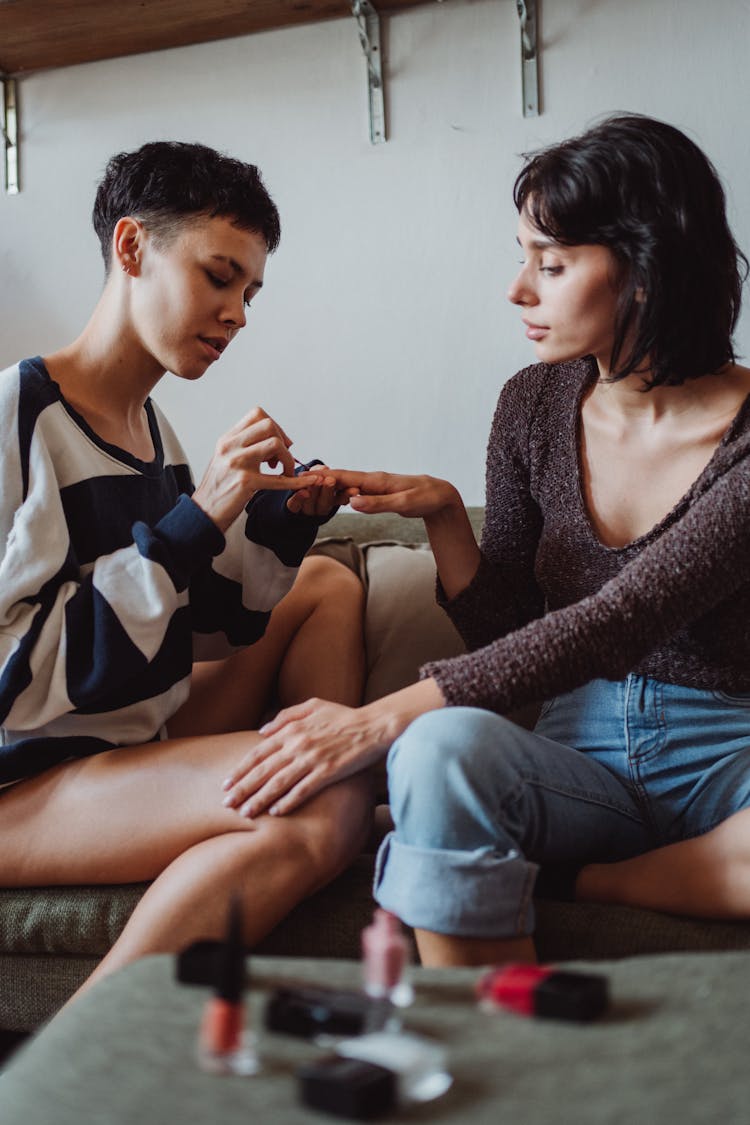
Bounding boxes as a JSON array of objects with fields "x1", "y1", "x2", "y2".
[{"x1": 113, "y1": 217, "x2": 145, "y2": 276}]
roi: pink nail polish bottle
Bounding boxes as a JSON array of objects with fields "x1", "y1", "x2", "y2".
[
  {"x1": 361, "y1": 909, "x2": 414, "y2": 1007},
  {"x1": 196, "y1": 896, "x2": 259, "y2": 1076}
]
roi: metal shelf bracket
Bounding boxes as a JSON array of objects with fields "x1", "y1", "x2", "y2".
[
  {"x1": 351, "y1": 1, "x2": 386, "y2": 144},
  {"x1": 516, "y1": 0, "x2": 539, "y2": 117},
  {"x1": 2, "y1": 74, "x2": 19, "y2": 194}
]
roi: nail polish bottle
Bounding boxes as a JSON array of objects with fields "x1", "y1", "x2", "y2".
[
  {"x1": 476, "y1": 963, "x2": 609, "y2": 1023},
  {"x1": 361, "y1": 909, "x2": 414, "y2": 1007},
  {"x1": 197, "y1": 896, "x2": 259, "y2": 1075}
]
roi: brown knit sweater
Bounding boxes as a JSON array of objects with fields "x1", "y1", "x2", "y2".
[{"x1": 422, "y1": 357, "x2": 750, "y2": 714}]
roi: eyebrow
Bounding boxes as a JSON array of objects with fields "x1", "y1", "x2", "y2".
[
  {"x1": 210, "y1": 253, "x2": 264, "y2": 289},
  {"x1": 516, "y1": 235, "x2": 561, "y2": 251}
]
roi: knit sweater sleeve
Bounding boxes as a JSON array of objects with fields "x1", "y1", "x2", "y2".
[
  {"x1": 422, "y1": 443, "x2": 750, "y2": 713},
  {"x1": 436, "y1": 365, "x2": 546, "y2": 650}
]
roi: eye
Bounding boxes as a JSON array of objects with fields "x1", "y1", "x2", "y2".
[
  {"x1": 206, "y1": 271, "x2": 230, "y2": 288},
  {"x1": 540, "y1": 265, "x2": 564, "y2": 276}
]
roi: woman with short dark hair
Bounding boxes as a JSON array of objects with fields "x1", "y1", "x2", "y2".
[
  {"x1": 0, "y1": 140, "x2": 370, "y2": 998},
  {"x1": 224, "y1": 115, "x2": 750, "y2": 965}
]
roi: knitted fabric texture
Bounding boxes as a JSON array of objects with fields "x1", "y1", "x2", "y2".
[{"x1": 423, "y1": 358, "x2": 750, "y2": 713}]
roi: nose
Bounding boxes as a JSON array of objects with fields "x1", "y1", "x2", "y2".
[
  {"x1": 221, "y1": 294, "x2": 247, "y2": 332},
  {"x1": 507, "y1": 263, "x2": 537, "y2": 307}
]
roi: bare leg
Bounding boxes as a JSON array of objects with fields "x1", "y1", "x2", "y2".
[
  {"x1": 415, "y1": 930, "x2": 535, "y2": 967},
  {"x1": 576, "y1": 808, "x2": 750, "y2": 919},
  {"x1": 78, "y1": 777, "x2": 372, "y2": 996},
  {"x1": 168, "y1": 554, "x2": 365, "y2": 737},
  {"x1": 0, "y1": 732, "x2": 373, "y2": 997}
]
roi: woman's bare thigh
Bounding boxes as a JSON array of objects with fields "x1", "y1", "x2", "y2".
[{"x1": 0, "y1": 731, "x2": 355, "y2": 887}]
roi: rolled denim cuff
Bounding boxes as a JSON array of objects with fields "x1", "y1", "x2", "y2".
[{"x1": 373, "y1": 831, "x2": 538, "y2": 939}]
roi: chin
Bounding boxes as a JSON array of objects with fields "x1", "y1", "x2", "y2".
[
  {"x1": 533, "y1": 341, "x2": 583, "y2": 365},
  {"x1": 169, "y1": 359, "x2": 211, "y2": 382}
]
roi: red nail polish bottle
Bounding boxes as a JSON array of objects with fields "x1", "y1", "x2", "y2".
[{"x1": 477, "y1": 963, "x2": 609, "y2": 1022}]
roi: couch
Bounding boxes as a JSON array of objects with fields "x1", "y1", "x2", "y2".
[{"x1": 3, "y1": 508, "x2": 750, "y2": 1034}]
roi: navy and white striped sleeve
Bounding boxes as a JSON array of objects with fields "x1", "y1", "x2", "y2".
[
  {"x1": 0, "y1": 380, "x2": 226, "y2": 730},
  {"x1": 188, "y1": 470, "x2": 331, "y2": 659}
]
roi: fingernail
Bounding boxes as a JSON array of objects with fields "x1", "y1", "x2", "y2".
[
  {"x1": 222, "y1": 794, "x2": 234, "y2": 807},
  {"x1": 240, "y1": 801, "x2": 254, "y2": 818},
  {"x1": 269, "y1": 804, "x2": 280, "y2": 816},
  {"x1": 222, "y1": 777, "x2": 233, "y2": 790},
  {"x1": 259, "y1": 723, "x2": 270, "y2": 734}
]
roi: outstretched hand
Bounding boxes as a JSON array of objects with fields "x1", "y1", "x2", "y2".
[
  {"x1": 221, "y1": 699, "x2": 391, "y2": 818},
  {"x1": 327, "y1": 469, "x2": 461, "y2": 519}
]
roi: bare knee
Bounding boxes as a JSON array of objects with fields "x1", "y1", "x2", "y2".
[
  {"x1": 267, "y1": 773, "x2": 374, "y2": 888},
  {"x1": 294, "y1": 554, "x2": 365, "y2": 617}
]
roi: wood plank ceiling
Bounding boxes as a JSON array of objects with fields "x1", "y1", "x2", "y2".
[{"x1": 0, "y1": 0, "x2": 432, "y2": 75}]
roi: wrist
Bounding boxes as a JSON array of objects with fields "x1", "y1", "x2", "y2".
[
  {"x1": 362, "y1": 679, "x2": 446, "y2": 747},
  {"x1": 423, "y1": 483, "x2": 465, "y2": 529}
]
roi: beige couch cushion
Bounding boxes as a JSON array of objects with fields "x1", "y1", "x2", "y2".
[
  {"x1": 311, "y1": 536, "x2": 467, "y2": 703},
  {"x1": 363, "y1": 543, "x2": 466, "y2": 702}
]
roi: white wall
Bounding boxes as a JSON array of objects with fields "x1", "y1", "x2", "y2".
[{"x1": 2, "y1": 0, "x2": 749, "y2": 503}]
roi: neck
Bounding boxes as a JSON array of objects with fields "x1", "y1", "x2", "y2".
[
  {"x1": 589, "y1": 359, "x2": 750, "y2": 433},
  {"x1": 44, "y1": 284, "x2": 165, "y2": 424},
  {"x1": 592, "y1": 367, "x2": 680, "y2": 423}
]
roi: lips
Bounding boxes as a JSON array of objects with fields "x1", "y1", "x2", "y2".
[
  {"x1": 522, "y1": 321, "x2": 549, "y2": 341},
  {"x1": 199, "y1": 336, "x2": 229, "y2": 360}
]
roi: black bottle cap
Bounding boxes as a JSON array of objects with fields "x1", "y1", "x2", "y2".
[
  {"x1": 535, "y1": 970, "x2": 609, "y2": 1022},
  {"x1": 266, "y1": 984, "x2": 384, "y2": 1038},
  {"x1": 298, "y1": 1056, "x2": 396, "y2": 1120},
  {"x1": 175, "y1": 939, "x2": 222, "y2": 986},
  {"x1": 215, "y1": 894, "x2": 245, "y2": 1003}
]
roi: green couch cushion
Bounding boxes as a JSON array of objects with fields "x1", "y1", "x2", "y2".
[{"x1": 0, "y1": 884, "x2": 148, "y2": 956}]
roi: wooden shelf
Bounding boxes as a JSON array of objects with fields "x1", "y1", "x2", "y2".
[{"x1": 0, "y1": 0, "x2": 433, "y2": 76}]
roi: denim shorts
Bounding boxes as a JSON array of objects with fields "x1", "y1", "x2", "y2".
[{"x1": 373, "y1": 677, "x2": 750, "y2": 938}]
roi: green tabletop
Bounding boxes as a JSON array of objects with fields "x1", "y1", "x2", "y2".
[{"x1": 3, "y1": 952, "x2": 750, "y2": 1123}]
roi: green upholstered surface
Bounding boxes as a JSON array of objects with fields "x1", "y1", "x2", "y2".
[
  {"x1": 4, "y1": 952, "x2": 750, "y2": 1123},
  {"x1": 320, "y1": 506, "x2": 485, "y2": 546},
  {"x1": 0, "y1": 883, "x2": 148, "y2": 956}
]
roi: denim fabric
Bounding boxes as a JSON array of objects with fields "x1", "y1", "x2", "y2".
[{"x1": 374, "y1": 678, "x2": 750, "y2": 938}]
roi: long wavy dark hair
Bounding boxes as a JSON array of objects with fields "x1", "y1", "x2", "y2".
[{"x1": 514, "y1": 114, "x2": 748, "y2": 386}]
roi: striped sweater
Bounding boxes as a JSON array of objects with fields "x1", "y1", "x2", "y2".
[{"x1": 0, "y1": 357, "x2": 322, "y2": 785}]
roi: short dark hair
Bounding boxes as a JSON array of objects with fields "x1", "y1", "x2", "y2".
[
  {"x1": 513, "y1": 114, "x2": 748, "y2": 387},
  {"x1": 93, "y1": 141, "x2": 281, "y2": 272}
]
